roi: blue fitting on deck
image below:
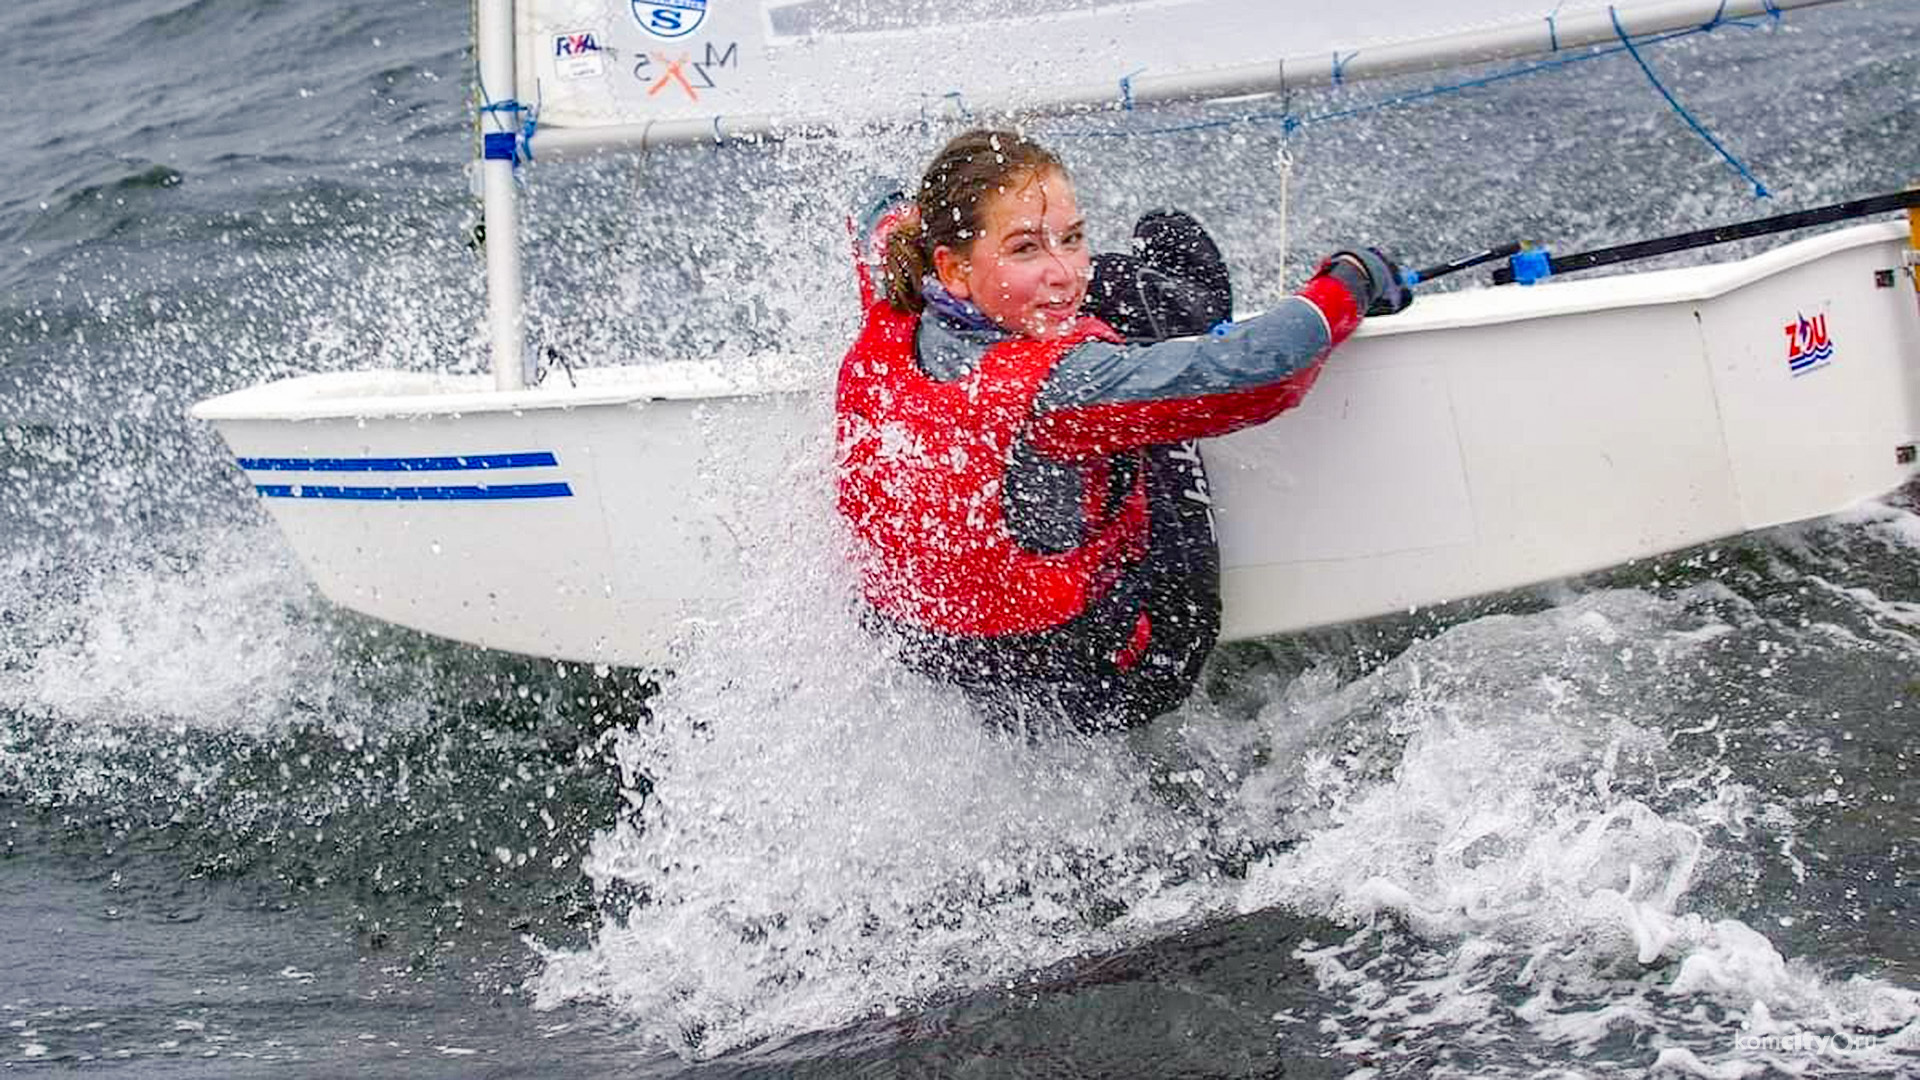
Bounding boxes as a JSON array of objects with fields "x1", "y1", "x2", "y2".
[
  {"x1": 1509, "y1": 249, "x2": 1553, "y2": 286},
  {"x1": 483, "y1": 132, "x2": 518, "y2": 161}
]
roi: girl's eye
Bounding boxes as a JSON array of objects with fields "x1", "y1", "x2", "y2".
[
  {"x1": 1010, "y1": 240, "x2": 1039, "y2": 256},
  {"x1": 1061, "y1": 231, "x2": 1085, "y2": 249}
]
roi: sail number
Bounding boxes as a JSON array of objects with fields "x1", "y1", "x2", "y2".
[{"x1": 634, "y1": 42, "x2": 738, "y2": 102}]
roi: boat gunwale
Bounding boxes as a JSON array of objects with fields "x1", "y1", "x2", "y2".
[{"x1": 189, "y1": 221, "x2": 1907, "y2": 423}]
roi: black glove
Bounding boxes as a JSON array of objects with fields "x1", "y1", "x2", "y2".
[
  {"x1": 1315, "y1": 247, "x2": 1412, "y2": 317},
  {"x1": 1086, "y1": 210, "x2": 1234, "y2": 342}
]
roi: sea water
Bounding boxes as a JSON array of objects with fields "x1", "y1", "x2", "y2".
[{"x1": 4, "y1": 0, "x2": 1920, "y2": 1075}]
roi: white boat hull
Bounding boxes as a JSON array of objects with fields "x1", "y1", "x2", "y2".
[{"x1": 193, "y1": 223, "x2": 1920, "y2": 665}]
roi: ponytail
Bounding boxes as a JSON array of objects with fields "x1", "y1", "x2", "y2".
[{"x1": 883, "y1": 213, "x2": 930, "y2": 314}]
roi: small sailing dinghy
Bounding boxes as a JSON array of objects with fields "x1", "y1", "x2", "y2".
[{"x1": 192, "y1": 0, "x2": 1920, "y2": 667}]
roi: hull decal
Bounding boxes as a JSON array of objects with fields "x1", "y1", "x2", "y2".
[
  {"x1": 254, "y1": 482, "x2": 573, "y2": 500},
  {"x1": 238, "y1": 452, "x2": 560, "y2": 472}
]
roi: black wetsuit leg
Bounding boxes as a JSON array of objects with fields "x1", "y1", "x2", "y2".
[
  {"x1": 1068, "y1": 209, "x2": 1231, "y2": 727},
  {"x1": 934, "y1": 439, "x2": 1219, "y2": 733},
  {"x1": 1125, "y1": 438, "x2": 1221, "y2": 717}
]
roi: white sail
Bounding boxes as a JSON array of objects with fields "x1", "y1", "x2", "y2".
[{"x1": 514, "y1": 0, "x2": 1852, "y2": 156}]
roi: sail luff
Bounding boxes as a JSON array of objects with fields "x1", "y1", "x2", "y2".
[{"x1": 526, "y1": 0, "x2": 1849, "y2": 159}]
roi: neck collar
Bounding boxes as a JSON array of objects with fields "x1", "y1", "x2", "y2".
[{"x1": 920, "y1": 277, "x2": 1005, "y2": 335}]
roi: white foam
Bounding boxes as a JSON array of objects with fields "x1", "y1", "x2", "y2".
[
  {"x1": 518, "y1": 332, "x2": 1920, "y2": 1065},
  {"x1": 532, "y1": 398, "x2": 1219, "y2": 1053},
  {"x1": 1229, "y1": 587, "x2": 1920, "y2": 1074},
  {"x1": 1823, "y1": 498, "x2": 1920, "y2": 555},
  {"x1": 0, "y1": 525, "x2": 358, "y2": 737}
]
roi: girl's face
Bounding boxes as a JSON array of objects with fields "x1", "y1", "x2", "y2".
[{"x1": 932, "y1": 168, "x2": 1090, "y2": 340}]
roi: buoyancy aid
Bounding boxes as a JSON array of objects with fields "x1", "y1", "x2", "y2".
[{"x1": 836, "y1": 300, "x2": 1149, "y2": 637}]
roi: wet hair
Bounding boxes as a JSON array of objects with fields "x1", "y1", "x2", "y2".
[{"x1": 882, "y1": 129, "x2": 1068, "y2": 314}]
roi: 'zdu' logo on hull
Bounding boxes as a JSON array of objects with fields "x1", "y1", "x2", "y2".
[
  {"x1": 1784, "y1": 312, "x2": 1833, "y2": 376},
  {"x1": 633, "y1": 0, "x2": 708, "y2": 39}
]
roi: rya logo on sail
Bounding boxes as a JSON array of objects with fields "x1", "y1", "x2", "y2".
[
  {"x1": 1784, "y1": 311, "x2": 1834, "y2": 376},
  {"x1": 554, "y1": 31, "x2": 600, "y2": 57},
  {"x1": 552, "y1": 30, "x2": 606, "y2": 80},
  {"x1": 633, "y1": 0, "x2": 708, "y2": 40}
]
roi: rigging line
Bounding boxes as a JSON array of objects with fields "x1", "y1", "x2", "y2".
[
  {"x1": 1609, "y1": 6, "x2": 1770, "y2": 197},
  {"x1": 475, "y1": 78, "x2": 536, "y2": 166},
  {"x1": 1331, "y1": 51, "x2": 1357, "y2": 86},
  {"x1": 476, "y1": 93, "x2": 521, "y2": 129},
  {"x1": 1044, "y1": 22, "x2": 1719, "y2": 142},
  {"x1": 524, "y1": 81, "x2": 541, "y2": 161},
  {"x1": 1277, "y1": 57, "x2": 1299, "y2": 136},
  {"x1": 467, "y1": 0, "x2": 481, "y2": 160},
  {"x1": 1700, "y1": 0, "x2": 1787, "y2": 33},
  {"x1": 1714, "y1": 0, "x2": 1785, "y2": 31},
  {"x1": 1297, "y1": 36, "x2": 1647, "y2": 128}
]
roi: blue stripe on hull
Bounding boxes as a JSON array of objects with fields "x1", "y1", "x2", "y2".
[
  {"x1": 238, "y1": 452, "x2": 560, "y2": 472},
  {"x1": 254, "y1": 482, "x2": 573, "y2": 501},
  {"x1": 1789, "y1": 343, "x2": 1834, "y2": 372}
]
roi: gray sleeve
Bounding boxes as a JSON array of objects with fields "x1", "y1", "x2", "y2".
[{"x1": 1038, "y1": 296, "x2": 1334, "y2": 412}]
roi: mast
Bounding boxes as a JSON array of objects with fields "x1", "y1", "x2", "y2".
[{"x1": 477, "y1": 0, "x2": 526, "y2": 390}]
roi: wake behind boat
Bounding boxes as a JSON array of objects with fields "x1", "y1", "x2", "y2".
[{"x1": 190, "y1": 0, "x2": 1920, "y2": 666}]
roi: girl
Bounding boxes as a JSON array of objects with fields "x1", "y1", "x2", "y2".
[{"x1": 837, "y1": 129, "x2": 1407, "y2": 731}]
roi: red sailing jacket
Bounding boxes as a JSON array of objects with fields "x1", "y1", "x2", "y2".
[{"x1": 836, "y1": 301, "x2": 1149, "y2": 637}]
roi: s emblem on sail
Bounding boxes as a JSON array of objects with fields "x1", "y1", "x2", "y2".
[
  {"x1": 1785, "y1": 311, "x2": 1834, "y2": 375},
  {"x1": 632, "y1": 0, "x2": 708, "y2": 40}
]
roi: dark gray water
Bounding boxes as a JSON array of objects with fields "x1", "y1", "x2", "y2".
[{"x1": 4, "y1": 0, "x2": 1920, "y2": 1074}]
